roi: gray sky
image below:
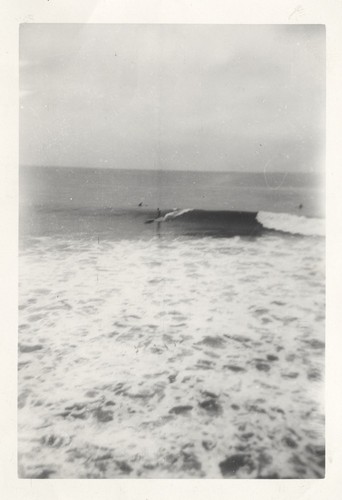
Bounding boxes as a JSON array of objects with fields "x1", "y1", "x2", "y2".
[{"x1": 20, "y1": 24, "x2": 325, "y2": 172}]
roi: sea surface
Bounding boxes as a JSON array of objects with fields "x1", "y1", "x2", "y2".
[{"x1": 18, "y1": 167, "x2": 325, "y2": 478}]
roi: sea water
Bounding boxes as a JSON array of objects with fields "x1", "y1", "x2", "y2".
[{"x1": 18, "y1": 167, "x2": 325, "y2": 478}]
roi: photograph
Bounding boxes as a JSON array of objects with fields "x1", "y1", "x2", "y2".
[{"x1": 18, "y1": 24, "x2": 325, "y2": 479}]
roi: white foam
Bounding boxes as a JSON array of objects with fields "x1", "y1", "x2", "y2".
[
  {"x1": 257, "y1": 211, "x2": 325, "y2": 237},
  {"x1": 18, "y1": 233, "x2": 325, "y2": 478}
]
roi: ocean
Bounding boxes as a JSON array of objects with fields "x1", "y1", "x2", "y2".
[{"x1": 18, "y1": 166, "x2": 325, "y2": 478}]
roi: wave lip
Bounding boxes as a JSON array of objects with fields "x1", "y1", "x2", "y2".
[
  {"x1": 155, "y1": 208, "x2": 194, "y2": 222},
  {"x1": 257, "y1": 211, "x2": 325, "y2": 237}
]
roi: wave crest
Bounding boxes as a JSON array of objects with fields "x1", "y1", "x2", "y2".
[{"x1": 257, "y1": 211, "x2": 325, "y2": 237}]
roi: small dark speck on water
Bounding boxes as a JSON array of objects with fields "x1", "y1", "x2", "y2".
[
  {"x1": 199, "y1": 399, "x2": 222, "y2": 414},
  {"x1": 19, "y1": 344, "x2": 43, "y2": 353},
  {"x1": 34, "y1": 468, "x2": 56, "y2": 478},
  {"x1": 282, "y1": 436, "x2": 298, "y2": 449},
  {"x1": 116, "y1": 460, "x2": 132, "y2": 473},
  {"x1": 219, "y1": 454, "x2": 251, "y2": 476},
  {"x1": 255, "y1": 362, "x2": 271, "y2": 372},
  {"x1": 169, "y1": 405, "x2": 193, "y2": 415},
  {"x1": 201, "y1": 390, "x2": 218, "y2": 399},
  {"x1": 94, "y1": 407, "x2": 114, "y2": 423}
]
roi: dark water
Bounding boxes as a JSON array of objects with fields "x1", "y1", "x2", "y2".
[
  {"x1": 20, "y1": 166, "x2": 324, "y2": 214},
  {"x1": 20, "y1": 166, "x2": 324, "y2": 242}
]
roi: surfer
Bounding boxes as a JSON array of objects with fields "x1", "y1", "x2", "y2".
[
  {"x1": 155, "y1": 208, "x2": 162, "y2": 236},
  {"x1": 144, "y1": 207, "x2": 192, "y2": 224},
  {"x1": 144, "y1": 208, "x2": 162, "y2": 224}
]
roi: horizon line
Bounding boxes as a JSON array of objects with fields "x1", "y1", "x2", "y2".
[{"x1": 19, "y1": 164, "x2": 324, "y2": 175}]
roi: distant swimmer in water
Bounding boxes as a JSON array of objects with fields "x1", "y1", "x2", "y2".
[{"x1": 299, "y1": 203, "x2": 303, "y2": 209}]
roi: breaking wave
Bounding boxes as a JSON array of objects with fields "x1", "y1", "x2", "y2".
[
  {"x1": 150, "y1": 209, "x2": 325, "y2": 238},
  {"x1": 257, "y1": 211, "x2": 325, "y2": 237}
]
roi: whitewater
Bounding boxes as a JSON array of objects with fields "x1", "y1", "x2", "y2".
[
  {"x1": 18, "y1": 167, "x2": 325, "y2": 478},
  {"x1": 19, "y1": 229, "x2": 324, "y2": 478}
]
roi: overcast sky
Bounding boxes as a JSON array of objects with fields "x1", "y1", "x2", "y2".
[{"x1": 20, "y1": 24, "x2": 325, "y2": 172}]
